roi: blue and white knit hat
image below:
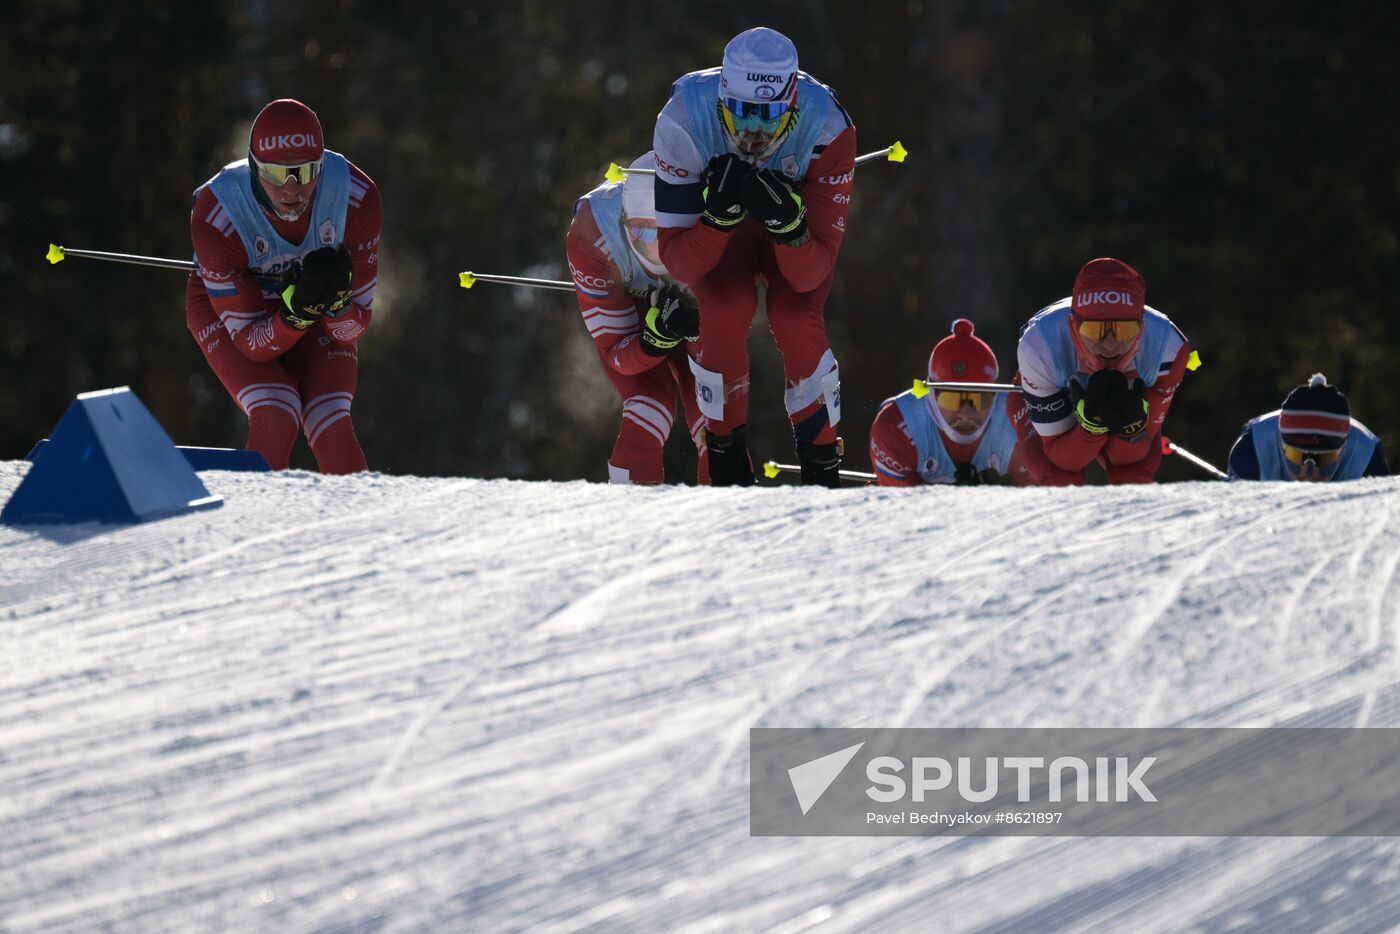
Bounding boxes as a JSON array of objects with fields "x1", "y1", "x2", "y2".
[{"x1": 720, "y1": 28, "x2": 799, "y2": 103}]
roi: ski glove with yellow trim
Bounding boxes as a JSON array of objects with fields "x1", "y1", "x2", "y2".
[
  {"x1": 700, "y1": 154, "x2": 751, "y2": 230},
  {"x1": 741, "y1": 168, "x2": 807, "y2": 244},
  {"x1": 639, "y1": 285, "x2": 699, "y2": 356},
  {"x1": 280, "y1": 245, "x2": 352, "y2": 330},
  {"x1": 1070, "y1": 370, "x2": 1117, "y2": 436},
  {"x1": 1106, "y1": 376, "x2": 1150, "y2": 437}
]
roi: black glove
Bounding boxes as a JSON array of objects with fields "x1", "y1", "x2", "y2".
[
  {"x1": 1105, "y1": 377, "x2": 1149, "y2": 437},
  {"x1": 980, "y1": 467, "x2": 1013, "y2": 485},
  {"x1": 953, "y1": 463, "x2": 982, "y2": 486},
  {"x1": 741, "y1": 168, "x2": 808, "y2": 244},
  {"x1": 639, "y1": 285, "x2": 699, "y2": 356},
  {"x1": 281, "y1": 245, "x2": 352, "y2": 330},
  {"x1": 1071, "y1": 369, "x2": 1123, "y2": 436},
  {"x1": 700, "y1": 154, "x2": 750, "y2": 230}
]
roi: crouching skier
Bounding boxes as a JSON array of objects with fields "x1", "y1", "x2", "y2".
[
  {"x1": 566, "y1": 153, "x2": 710, "y2": 484},
  {"x1": 652, "y1": 26, "x2": 856, "y2": 486},
  {"x1": 1007, "y1": 258, "x2": 1192, "y2": 485},
  {"x1": 1228, "y1": 374, "x2": 1389, "y2": 481},
  {"x1": 188, "y1": 98, "x2": 381, "y2": 473},
  {"x1": 869, "y1": 319, "x2": 1028, "y2": 486}
]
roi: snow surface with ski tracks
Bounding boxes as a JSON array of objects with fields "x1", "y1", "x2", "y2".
[{"x1": 3, "y1": 460, "x2": 1400, "y2": 932}]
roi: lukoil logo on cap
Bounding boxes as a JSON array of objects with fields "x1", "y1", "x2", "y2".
[
  {"x1": 1075, "y1": 290, "x2": 1135, "y2": 307},
  {"x1": 257, "y1": 133, "x2": 318, "y2": 153}
]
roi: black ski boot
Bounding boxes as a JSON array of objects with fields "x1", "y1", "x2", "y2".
[
  {"x1": 706, "y1": 426, "x2": 756, "y2": 487},
  {"x1": 797, "y1": 441, "x2": 842, "y2": 488}
]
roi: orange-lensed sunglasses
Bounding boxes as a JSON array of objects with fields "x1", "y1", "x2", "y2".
[
  {"x1": 1076, "y1": 319, "x2": 1141, "y2": 342},
  {"x1": 1282, "y1": 443, "x2": 1342, "y2": 470},
  {"x1": 935, "y1": 390, "x2": 995, "y2": 413}
]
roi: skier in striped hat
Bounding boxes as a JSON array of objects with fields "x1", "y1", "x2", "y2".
[{"x1": 1228, "y1": 374, "x2": 1389, "y2": 481}]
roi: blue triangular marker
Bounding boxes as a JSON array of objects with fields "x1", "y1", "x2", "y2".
[{"x1": 3, "y1": 387, "x2": 223, "y2": 524}]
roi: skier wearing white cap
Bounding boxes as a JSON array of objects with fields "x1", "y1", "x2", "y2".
[
  {"x1": 652, "y1": 26, "x2": 856, "y2": 486},
  {"x1": 566, "y1": 152, "x2": 709, "y2": 484}
]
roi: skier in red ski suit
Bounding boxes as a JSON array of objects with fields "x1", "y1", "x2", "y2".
[
  {"x1": 869, "y1": 319, "x2": 1029, "y2": 486},
  {"x1": 566, "y1": 153, "x2": 709, "y2": 484},
  {"x1": 188, "y1": 98, "x2": 381, "y2": 473},
  {"x1": 652, "y1": 26, "x2": 856, "y2": 486},
  {"x1": 1007, "y1": 258, "x2": 1192, "y2": 485}
]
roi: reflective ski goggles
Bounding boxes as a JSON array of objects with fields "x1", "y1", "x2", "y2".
[
  {"x1": 935, "y1": 390, "x2": 996, "y2": 414},
  {"x1": 1076, "y1": 318, "x2": 1141, "y2": 342},
  {"x1": 1282, "y1": 442, "x2": 1342, "y2": 473},
  {"x1": 253, "y1": 155, "x2": 323, "y2": 186},
  {"x1": 721, "y1": 96, "x2": 793, "y2": 134}
]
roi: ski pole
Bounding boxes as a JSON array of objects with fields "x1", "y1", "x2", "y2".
[
  {"x1": 459, "y1": 271, "x2": 681, "y2": 307},
  {"x1": 46, "y1": 243, "x2": 193, "y2": 272},
  {"x1": 910, "y1": 379, "x2": 1022, "y2": 399},
  {"x1": 605, "y1": 141, "x2": 909, "y2": 183},
  {"x1": 762, "y1": 461, "x2": 877, "y2": 485},
  {"x1": 458, "y1": 271, "x2": 575, "y2": 292},
  {"x1": 855, "y1": 141, "x2": 909, "y2": 166},
  {"x1": 1161, "y1": 436, "x2": 1228, "y2": 480}
]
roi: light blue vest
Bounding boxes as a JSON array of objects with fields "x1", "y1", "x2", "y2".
[
  {"x1": 676, "y1": 68, "x2": 842, "y2": 180},
  {"x1": 892, "y1": 390, "x2": 1018, "y2": 483},
  {"x1": 196, "y1": 151, "x2": 351, "y2": 300},
  {"x1": 1021, "y1": 299, "x2": 1183, "y2": 390},
  {"x1": 575, "y1": 181, "x2": 658, "y2": 295},
  {"x1": 1246, "y1": 411, "x2": 1379, "y2": 481}
]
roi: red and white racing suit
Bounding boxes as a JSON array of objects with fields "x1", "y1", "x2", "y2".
[
  {"x1": 187, "y1": 161, "x2": 380, "y2": 473},
  {"x1": 653, "y1": 75, "x2": 856, "y2": 447},
  {"x1": 566, "y1": 202, "x2": 708, "y2": 484}
]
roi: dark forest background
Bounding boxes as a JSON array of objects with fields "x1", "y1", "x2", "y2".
[{"x1": 3, "y1": 2, "x2": 1397, "y2": 482}]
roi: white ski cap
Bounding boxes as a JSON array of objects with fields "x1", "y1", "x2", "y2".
[
  {"x1": 622, "y1": 152, "x2": 655, "y2": 222},
  {"x1": 720, "y1": 27, "x2": 799, "y2": 103}
]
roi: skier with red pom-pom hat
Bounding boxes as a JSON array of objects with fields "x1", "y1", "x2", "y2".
[{"x1": 869, "y1": 319, "x2": 1028, "y2": 486}]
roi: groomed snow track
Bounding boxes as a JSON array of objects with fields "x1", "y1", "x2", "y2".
[{"x1": 3, "y1": 461, "x2": 1400, "y2": 932}]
